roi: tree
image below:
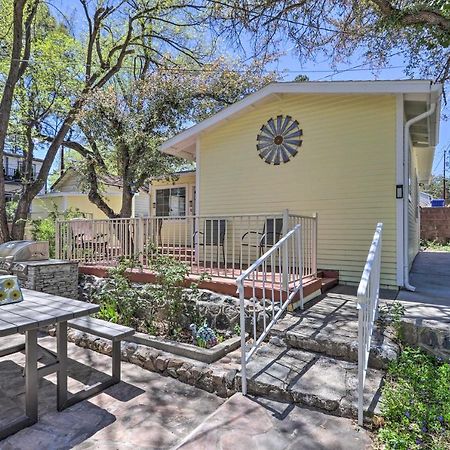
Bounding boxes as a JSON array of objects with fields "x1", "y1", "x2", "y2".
[
  {"x1": 0, "y1": 0, "x2": 39, "y2": 240},
  {"x1": 422, "y1": 175, "x2": 449, "y2": 200},
  {"x1": 212, "y1": 1, "x2": 450, "y2": 88},
  {"x1": 1, "y1": 0, "x2": 215, "y2": 240},
  {"x1": 62, "y1": 58, "x2": 276, "y2": 218}
]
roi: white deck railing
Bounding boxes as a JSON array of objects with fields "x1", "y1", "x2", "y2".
[
  {"x1": 237, "y1": 224, "x2": 304, "y2": 395},
  {"x1": 356, "y1": 222, "x2": 383, "y2": 426},
  {"x1": 55, "y1": 211, "x2": 317, "y2": 280}
]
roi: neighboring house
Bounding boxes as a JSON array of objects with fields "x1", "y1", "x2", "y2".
[
  {"x1": 32, "y1": 168, "x2": 150, "y2": 219},
  {"x1": 159, "y1": 80, "x2": 442, "y2": 289},
  {"x1": 4, "y1": 151, "x2": 44, "y2": 202}
]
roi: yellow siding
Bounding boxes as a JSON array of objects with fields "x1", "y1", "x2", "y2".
[
  {"x1": 199, "y1": 94, "x2": 398, "y2": 287},
  {"x1": 32, "y1": 195, "x2": 122, "y2": 219},
  {"x1": 66, "y1": 196, "x2": 122, "y2": 219}
]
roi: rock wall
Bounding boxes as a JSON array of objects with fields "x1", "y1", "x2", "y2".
[
  {"x1": 402, "y1": 318, "x2": 450, "y2": 359},
  {"x1": 79, "y1": 274, "x2": 278, "y2": 333}
]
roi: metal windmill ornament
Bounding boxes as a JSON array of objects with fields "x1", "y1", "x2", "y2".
[{"x1": 256, "y1": 115, "x2": 303, "y2": 165}]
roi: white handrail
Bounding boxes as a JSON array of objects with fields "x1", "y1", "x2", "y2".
[
  {"x1": 357, "y1": 222, "x2": 383, "y2": 426},
  {"x1": 237, "y1": 224, "x2": 304, "y2": 396}
]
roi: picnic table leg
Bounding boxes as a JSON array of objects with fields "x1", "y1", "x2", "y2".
[
  {"x1": 25, "y1": 328, "x2": 38, "y2": 423},
  {"x1": 56, "y1": 321, "x2": 68, "y2": 411}
]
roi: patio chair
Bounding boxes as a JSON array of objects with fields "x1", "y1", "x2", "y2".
[
  {"x1": 69, "y1": 220, "x2": 108, "y2": 258},
  {"x1": 193, "y1": 219, "x2": 227, "y2": 265},
  {"x1": 240, "y1": 217, "x2": 284, "y2": 260}
]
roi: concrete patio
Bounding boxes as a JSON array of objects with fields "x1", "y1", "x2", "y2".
[
  {"x1": 397, "y1": 251, "x2": 450, "y2": 306},
  {"x1": 0, "y1": 335, "x2": 373, "y2": 449}
]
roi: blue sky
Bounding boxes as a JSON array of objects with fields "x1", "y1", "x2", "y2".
[{"x1": 50, "y1": 1, "x2": 449, "y2": 177}]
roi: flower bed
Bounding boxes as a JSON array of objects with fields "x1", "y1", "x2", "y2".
[{"x1": 79, "y1": 257, "x2": 246, "y2": 352}]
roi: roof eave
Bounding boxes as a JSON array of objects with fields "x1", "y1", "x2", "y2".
[{"x1": 161, "y1": 80, "x2": 443, "y2": 158}]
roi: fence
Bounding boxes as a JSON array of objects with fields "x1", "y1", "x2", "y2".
[
  {"x1": 55, "y1": 210, "x2": 317, "y2": 280},
  {"x1": 356, "y1": 222, "x2": 383, "y2": 426}
]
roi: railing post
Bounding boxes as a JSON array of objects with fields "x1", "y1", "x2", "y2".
[
  {"x1": 357, "y1": 300, "x2": 365, "y2": 426},
  {"x1": 312, "y1": 212, "x2": 318, "y2": 277},
  {"x1": 137, "y1": 217, "x2": 144, "y2": 265},
  {"x1": 282, "y1": 209, "x2": 289, "y2": 293},
  {"x1": 55, "y1": 220, "x2": 61, "y2": 259},
  {"x1": 238, "y1": 282, "x2": 247, "y2": 396}
]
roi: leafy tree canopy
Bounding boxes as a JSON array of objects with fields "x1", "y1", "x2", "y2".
[{"x1": 212, "y1": 1, "x2": 450, "y2": 89}]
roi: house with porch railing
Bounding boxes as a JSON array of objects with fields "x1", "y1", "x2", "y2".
[{"x1": 56, "y1": 80, "x2": 442, "y2": 299}]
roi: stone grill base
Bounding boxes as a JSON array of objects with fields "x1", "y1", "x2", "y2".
[{"x1": 16, "y1": 260, "x2": 79, "y2": 299}]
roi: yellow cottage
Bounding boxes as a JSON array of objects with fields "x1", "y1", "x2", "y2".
[
  {"x1": 158, "y1": 80, "x2": 442, "y2": 289},
  {"x1": 32, "y1": 168, "x2": 150, "y2": 219}
]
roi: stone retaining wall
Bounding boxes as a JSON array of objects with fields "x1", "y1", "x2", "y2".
[
  {"x1": 79, "y1": 274, "x2": 277, "y2": 333},
  {"x1": 56, "y1": 328, "x2": 240, "y2": 398},
  {"x1": 420, "y1": 207, "x2": 450, "y2": 243},
  {"x1": 402, "y1": 318, "x2": 450, "y2": 359}
]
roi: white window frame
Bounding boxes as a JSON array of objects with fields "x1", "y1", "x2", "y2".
[{"x1": 154, "y1": 185, "x2": 188, "y2": 218}]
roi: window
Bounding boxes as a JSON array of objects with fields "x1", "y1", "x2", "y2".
[{"x1": 155, "y1": 187, "x2": 186, "y2": 217}]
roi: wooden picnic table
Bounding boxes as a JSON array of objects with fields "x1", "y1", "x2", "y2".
[{"x1": 0, "y1": 289, "x2": 99, "y2": 440}]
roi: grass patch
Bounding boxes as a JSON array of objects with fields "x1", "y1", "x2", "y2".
[
  {"x1": 377, "y1": 347, "x2": 450, "y2": 449},
  {"x1": 421, "y1": 240, "x2": 450, "y2": 252}
]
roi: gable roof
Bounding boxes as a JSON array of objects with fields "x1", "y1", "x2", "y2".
[
  {"x1": 160, "y1": 80, "x2": 443, "y2": 160},
  {"x1": 51, "y1": 168, "x2": 149, "y2": 193}
]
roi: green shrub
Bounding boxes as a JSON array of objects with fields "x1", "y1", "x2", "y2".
[
  {"x1": 92, "y1": 255, "x2": 209, "y2": 340},
  {"x1": 378, "y1": 347, "x2": 450, "y2": 449},
  {"x1": 29, "y1": 203, "x2": 87, "y2": 257}
]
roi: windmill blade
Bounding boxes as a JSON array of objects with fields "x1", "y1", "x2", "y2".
[
  {"x1": 279, "y1": 115, "x2": 292, "y2": 134},
  {"x1": 283, "y1": 143, "x2": 298, "y2": 157},
  {"x1": 267, "y1": 118, "x2": 277, "y2": 135}
]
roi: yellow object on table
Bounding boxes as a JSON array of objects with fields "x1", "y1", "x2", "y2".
[{"x1": 0, "y1": 275, "x2": 23, "y2": 305}]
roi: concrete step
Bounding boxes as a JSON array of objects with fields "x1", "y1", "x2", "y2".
[
  {"x1": 238, "y1": 342, "x2": 384, "y2": 422},
  {"x1": 271, "y1": 292, "x2": 399, "y2": 369}
]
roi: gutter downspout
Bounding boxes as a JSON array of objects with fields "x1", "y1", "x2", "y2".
[{"x1": 403, "y1": 102, "x2": 436, "y2": 291}]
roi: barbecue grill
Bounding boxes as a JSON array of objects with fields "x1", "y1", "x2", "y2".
[
  {"x1": 0, "y1": 240, "x2": 78, "y2": 298},
  {"x1": 0, "y1": 241, "x2": 49, "y2": 275}
]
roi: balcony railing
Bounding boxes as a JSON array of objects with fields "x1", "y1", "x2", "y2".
[{"x1": 56, "y1": 210, "x2": 318, "y2": 280}]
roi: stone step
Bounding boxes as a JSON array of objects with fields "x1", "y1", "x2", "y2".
[
  {"x1": 238, "y1": 342, "x2": 384, "y2": 422},
  {"x1": 271, "y1": 292, "x2": 399, "y2": 369}
]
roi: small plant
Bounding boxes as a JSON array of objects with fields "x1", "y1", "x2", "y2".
[
  {"x1": 377, "y1": 347, "x2": 450, "y2": 449},
  {"x1": 189, "y1": 320, "x2": 218, "y2": 348},
  {"x1": 378, "y1": 301, "x2": 406, "y2": 342},
  {"x1": 29, "y1": 203, "x2": 87, "y2": 257},
  {"x1": 93, "y1": 257, "x2": 149, "y2": 328}
]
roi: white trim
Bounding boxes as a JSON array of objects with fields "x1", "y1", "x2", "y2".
[
  {"x1": 195, "y1": 138, "x2": 200, "y2": 216},
  {"x1": 396, "y1": 95, "x2": 405, "y2": 287},
  {"x1": 37, "y1": 191, "x2": 122, "y2": 198},
  {"x1": 153, "y1": 184, "x2": 188, "y2": 218},
  {"x1": 161, "y1": 81, "x2": 443, "y2": 156}
]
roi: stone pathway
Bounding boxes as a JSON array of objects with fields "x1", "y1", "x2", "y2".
[
  {"x1": 0, "y1": 336, "x2": 375, "y2": 450},
  {"x1": 176, "y1": 393, "x2": 373, "y2": 450},
  {"x1": 0, "y1": 336, "x2": 224, "y2": 450}
]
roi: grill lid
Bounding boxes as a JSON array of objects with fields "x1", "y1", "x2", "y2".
[{"x1": 0, "y1": 240, "x2": 49, "y2": 261}]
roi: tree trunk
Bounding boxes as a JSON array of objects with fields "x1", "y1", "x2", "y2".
[
  {"x1": 11, "y1": 114, "x2": 77, "y2": 239},
  {"x1": 0, "y1": 0, "x2": 27, "y2": 242},
  {"x1": 120, "y1": 184, "x2": 134, "y2": 218}
]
